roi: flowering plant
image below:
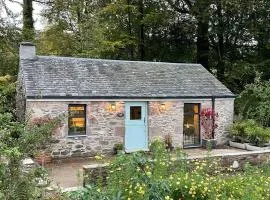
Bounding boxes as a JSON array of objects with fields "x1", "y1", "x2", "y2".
[{"x1": 200, "y1": 108, "x2": 218, "y2": 139}]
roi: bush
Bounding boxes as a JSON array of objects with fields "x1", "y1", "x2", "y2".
[
  {"x1": 0, "y1": 75, "x2": 16, "y2": 114},
  {"x1": 236, "y1": 76, "x2": 270, "y2": 127},
  {"x1": 0, "y1": 112, "x2": 61, "y2": 199},
  {"x1": 69, "y1": 140, "x2": 270, "y2": 200},
  {"x1": 230, "y1": 120, "x2": 270, "y2": 146}
]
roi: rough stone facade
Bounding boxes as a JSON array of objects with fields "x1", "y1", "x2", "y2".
[
  {"x1": 214, "y1": 98, "x2": 235, "y2": 144},
  {"x1": 26, "y1": 101, "x2": 124, "y2": 158},
  {"x1": 26, "y1": 98, "x2": 234, "y2": 159},
  {"x1": 148, "y1": 101, "x2": 183, "y2": 148}
]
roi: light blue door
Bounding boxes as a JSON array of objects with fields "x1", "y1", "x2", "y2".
[{"x1": 125, "y1": 102, "x2": 148, "y2": 152}]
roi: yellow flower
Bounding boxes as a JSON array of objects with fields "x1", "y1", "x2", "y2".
[
  {"x1": 170, "y1": 157, "x2": 177, "y2": 161},
  {"x1": 146, "y1": 171, "x2": 152, "y2": 176},
  {"x1": 165, "y1": 196, "x2": 170, "y2": 200},
  {"x1": 95, "y1": 155, "x2": 102, "y2": 160},
  {"x1": 97, "y1": 188, "x2": 101, "y2": 192}
]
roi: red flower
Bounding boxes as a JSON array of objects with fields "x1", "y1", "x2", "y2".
[{"x1": 200, "y1": 108, "x2": 218, "y2": 139}]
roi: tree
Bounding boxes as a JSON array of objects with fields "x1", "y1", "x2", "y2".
[
  {"x1": 22, "y1": 0, "x2": 35, "y2": 41},
  {"x1": 166, "y1": 0, "x2": 211, "y2": 70}
]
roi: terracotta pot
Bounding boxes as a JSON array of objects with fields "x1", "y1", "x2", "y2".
[{"x1": 34, "y1": 151, "x2": 52, "y2": 165}]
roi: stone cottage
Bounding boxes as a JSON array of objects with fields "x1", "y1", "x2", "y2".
[{"x1": 16, "y1": 42, "x2": 235, "y2": 158}]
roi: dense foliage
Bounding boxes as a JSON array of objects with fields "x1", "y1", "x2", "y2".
[
  {"x1": 230, "y1": 119, "x2": 270, "y2": 146},
  {"x1": 68, "y1": 140, "x2": 270, "y2": 200},
  {"x1": 236, "y1": 76, "x2": 270, "y2": 127},
  {"x1": 0, "y1": 74, "x2": 60, "y2": 199},
  {"x1": 1, "y1": 0, "x2": 270, "y2": 95}
]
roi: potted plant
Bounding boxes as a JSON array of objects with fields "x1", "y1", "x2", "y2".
[
  {"x1": 164, "y1": 134, "x2": 174, "y2": 152},
  {"x1": 229, "y1": 120, "x2": 249, "y2": 149},
  {"x1": 200, "y1": 108, "x2": 218, "y2": 149},
  {"x1": 113, "y1": 143, "x2": 124, "y2": 154}
]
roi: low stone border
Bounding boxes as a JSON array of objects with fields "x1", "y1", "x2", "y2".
[
  {"x1": 229, "y1": 141, "x2": 270, "y2": 151},
  {"x1": 189, "y1": 149, "x2": 270, "y2": 169},
  {"x1": 83, "y1": 163, "x2": 109, "y2": 186},
  {"x1": 83, "y1": 149, "x2": 270, "y2": 185}
]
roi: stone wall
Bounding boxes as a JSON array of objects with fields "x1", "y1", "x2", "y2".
[
  {"x1": 148, "y1": 101, "x2": 183, "y2": 148},
  {"x1": 214, "y1": 98, "x2": 234, "y2": 144},
  {"x1": 26, "y1": 98, "x2": 234, "y2": 158},
  {"x1": 26, "y1": 101, "x2": 124, "y2": 158},
  {"x1": 190, "y1": 149, "x2": 270, "y2": 169}
]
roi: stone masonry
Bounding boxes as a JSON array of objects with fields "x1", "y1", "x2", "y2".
[
  {"x1": 214, "y1": 98, "x2": 235, "y2": 144},
  {"x1": 26, "y1": 101, "x2": 124, "y2": 158},
  {"x1": 26, "y1": 98, "x2": 234, "y2": 159}
]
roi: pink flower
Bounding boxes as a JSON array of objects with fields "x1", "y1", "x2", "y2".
[{"x1": 200, "y1": 108, "x2": 218, "y2": 140}]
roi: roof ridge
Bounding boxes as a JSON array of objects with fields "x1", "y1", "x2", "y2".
[{"x1": 37, "y1": 55, "x2": 201, "y2": 66}]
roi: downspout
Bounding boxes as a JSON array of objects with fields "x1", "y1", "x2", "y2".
[{"x1": 211, "y1": 96, "x2": 215, "y2": 139}]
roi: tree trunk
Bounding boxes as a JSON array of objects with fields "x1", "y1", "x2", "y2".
[
  {"x1": 196, "y1": 19, "x2": 209, "y2": 70},
  {"x1": 23, "y1": 0, "x2": 34, "y2": 41},
  {"x1": 138, "y1": 0, "x2": 145, "y2": 61},
  {"x1": 194, "y1": 0, "x2": 210, "y2": 70},
  {"x1": 127, "y1": 0, "x2": 134, "y2": 59},
  {"x1": 216, "y1": 0, "x2": 225, "y2": 81}
]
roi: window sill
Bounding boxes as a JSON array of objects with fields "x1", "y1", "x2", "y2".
[{"x1": 67, "y1": 135, "x2": 87, "y2": 139}]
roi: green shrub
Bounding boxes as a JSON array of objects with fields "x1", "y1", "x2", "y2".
[
  {"x1": 236, "y1": 76, "x2": 270, "y2": 127},
  {"x1": 229, "y1": 120, "x2": 255, "y2": 143},
  {"x1": 230, "y1": 119, "x2": 270, "y2": 146}
]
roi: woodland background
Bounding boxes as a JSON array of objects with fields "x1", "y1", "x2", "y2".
[{"x1": 0, "y1": 0, "x2": 270, "y2": 123}]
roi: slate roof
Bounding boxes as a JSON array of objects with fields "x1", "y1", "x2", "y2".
[{"x1": 20, "y1": 56, "x2": 235, "y2": 99}]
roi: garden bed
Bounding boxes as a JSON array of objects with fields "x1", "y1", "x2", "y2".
[{"x1": 77, "y1": 141, "x2": 270, "y2": 200}]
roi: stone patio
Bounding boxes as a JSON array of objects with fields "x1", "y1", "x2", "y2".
[{"x1": 46, "y1": 147, "x2": 247, "y2": 189}]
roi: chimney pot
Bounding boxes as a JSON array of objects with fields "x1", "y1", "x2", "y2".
[{"x1": 19, "y1": 42, "x2": 36, "y2": 59}]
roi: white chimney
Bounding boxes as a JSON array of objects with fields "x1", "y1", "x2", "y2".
[{"x1": 19, "y1": 42, "x2": 36, "y2": 59}]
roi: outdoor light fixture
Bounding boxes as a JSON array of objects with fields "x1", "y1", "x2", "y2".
[
  {"x1": 110, "y1": 102, "x2": 116, "y2": 111},
  {"x1": 159, "y1": 103, "x2": 166, "y2": 112}
]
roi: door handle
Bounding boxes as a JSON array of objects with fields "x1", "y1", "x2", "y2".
[{"x1": 144, "y1": 117, "x2": 145, "y2": 124}]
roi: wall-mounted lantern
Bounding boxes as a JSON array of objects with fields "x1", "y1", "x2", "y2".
[
  {"x1": 159, "y1": 103, "x2": 166, "y2": 112},
  {"x1": 110, "y1": 102, "x2": 116, "y2": 112}
]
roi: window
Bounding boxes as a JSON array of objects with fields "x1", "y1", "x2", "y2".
[
  {"x1": 68, "y1": 104, "x2": 86, "y2": 136},
  {"x1": 130, "y1": 106, "x2": 142, "y2": 120},
  {"x1": 183, "y1": 103, "x2": 200, "y2": 146}
]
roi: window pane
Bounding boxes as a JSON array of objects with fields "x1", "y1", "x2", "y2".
[
  {"x1": 68, "y1": 105, "x2": 86, "y2": 135},
  {"x1": 130, "y1": 106, "x2": 141, "y2": 120},
  {"x1": 184, "y1": 104, "x2": 193, "y2": 113},
  {"x1": 193, "y1": 104, "x2": 199, "y2": 114},
  {"x1": 183, "y1": 104, "x2": 200, "y2": 146}
]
